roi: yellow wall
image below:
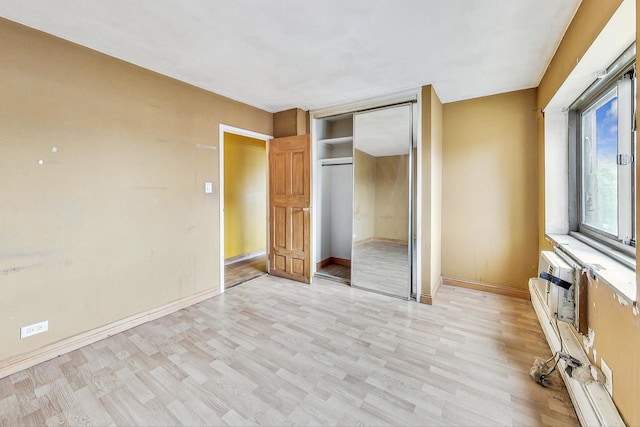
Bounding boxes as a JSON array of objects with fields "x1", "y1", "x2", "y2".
[
  {"x1": 373, "y1": 155, "x2": 410, "y2": 242},
  {"x1": 0, "y1": 18, "x2": 272, "y2": 363},
  {"x1": 582, "y1": 281, "x2": 640, "y2": 424},
  {"x1": 536, "y1": 1, "x2": 639, "y2": 424},
  {"x1": 223, "y1": 133, "x2": 267, "y2": 259},
  {"x1": 442, "y1": 89, "x2": 538, "y2": 289}
]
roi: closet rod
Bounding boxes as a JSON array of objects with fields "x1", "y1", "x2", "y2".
[{"x1": 321, "y1": 162, "x2": 352, "y2": 167}]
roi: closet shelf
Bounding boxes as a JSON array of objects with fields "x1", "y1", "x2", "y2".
[
  {"x1": 320, "y1": 157, "x2": 353, "y2": 166},
  {"x1": 317, "y1": 136, "x2": 353, "y2": 145}
]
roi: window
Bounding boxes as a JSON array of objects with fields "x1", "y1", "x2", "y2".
[
  {"x1": 580, "y1": 88, "x2": 619, "y2": 234},
  {"x1": 571, "y1": 45, "x2": 636, "y2": 254}
]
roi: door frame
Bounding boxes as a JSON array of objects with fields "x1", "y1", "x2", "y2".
[{"x1": 218, "y1": 124, "x2": 272, "y2": 294}]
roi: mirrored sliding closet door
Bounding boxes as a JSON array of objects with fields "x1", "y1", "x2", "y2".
[{"x1": 352, "y1": 104, "x2": 414, "y2": 299}]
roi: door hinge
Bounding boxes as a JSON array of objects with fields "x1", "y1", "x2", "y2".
[{"x1": 617, "y1": 154, "x2": 634, "y2": 165}]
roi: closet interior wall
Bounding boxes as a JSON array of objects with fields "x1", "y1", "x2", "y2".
[{"x1": 314, "y1": 114, "x2": 354, "y2": 283}]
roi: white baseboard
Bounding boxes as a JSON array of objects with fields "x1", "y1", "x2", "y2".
[
  {"x1": 0, "y1": 286, "x2": 220, "y2": 380},
  {"x1": 529, "y1": 278, "x2": 624, "y2": 427}
]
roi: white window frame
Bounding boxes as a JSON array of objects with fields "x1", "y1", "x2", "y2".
[{"x1": 569, "y1": 45, "x2": 636, "y2": 256}]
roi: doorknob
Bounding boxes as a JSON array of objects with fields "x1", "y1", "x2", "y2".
[{"x1": 303, "y1": 207, "x2": 311, "y2": 212}]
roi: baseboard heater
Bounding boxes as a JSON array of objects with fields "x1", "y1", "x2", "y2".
[{"x1": 529, "y1": 250, "x2": 624, "y2": 426}]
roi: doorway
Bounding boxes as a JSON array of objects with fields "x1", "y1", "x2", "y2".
[{"x1": 219, "y1": 126, "x2": 272, "y2": 291}]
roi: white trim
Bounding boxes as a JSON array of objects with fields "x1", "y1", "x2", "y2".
[
  {"x1": 218, "y1": 125, "x2": 272, "y2": 294},
  {"x1": 415, "y1": 89, "x2": 422, "y2": 299},
  {"x1": 549, "y1": 233, "x2": 636, "y2": 303},
  {"x1": 529, "y1": 278, "x2": 625, "y2": 427},
  {"x1": 310, "y1": 117, "x2": 318, "y2": 278},
  {"x1": 310, "y1": 88, "x2": 420, "y2": 119},
  {"x1": 320, "y1": 157, "x2": 353, "y2": 166},
  {"x1": 317, "y1": 136, "x2": 353, "y2": 145}
]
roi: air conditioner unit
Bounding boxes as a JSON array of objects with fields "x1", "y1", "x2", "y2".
[{"x1": 538, "y1": 250, "x2": 575, "y2": 324}]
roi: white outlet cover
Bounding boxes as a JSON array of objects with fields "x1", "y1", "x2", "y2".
[
  {"x1": 601, "y1": 358, "x2": 613, "y2": 397},
  {"x1": 20, "y1": 320, "x2": 48, "y2": 338}
]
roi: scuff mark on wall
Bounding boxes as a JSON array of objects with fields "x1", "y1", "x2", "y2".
[
  {"x1": 582, "y1": 327, "x2": 596, "y2": 354},
  {"x1": 0, "y1": 264, "x2": 42, "y2": 275},
  {"x1": 133, "y1": 186, "x2": 168, "y2": 190}
]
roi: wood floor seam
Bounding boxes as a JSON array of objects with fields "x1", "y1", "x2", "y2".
[{"x1": 0, "y1": 277, "x2": 579, "y2": 426}]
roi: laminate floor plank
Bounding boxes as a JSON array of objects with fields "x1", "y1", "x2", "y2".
[
  {"x1": 315, "y1": 263, "x2": 351, "y2": 284},
  {"x1": 0, "y1": 275, "x2": 578, "y2": 426},
  {"x1": 224, "y1": 255, "x2": 267, "y2": 290},
  {"x1": 352, "y1": 241, "x2": 410, "y2": 297}
]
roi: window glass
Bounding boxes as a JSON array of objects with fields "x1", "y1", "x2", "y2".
[
  {"x1": 571, "y1": 45, "x2": 635, "y2": 255},
  {"x1": 580, "y1": 88, "x2": 618, "y2": 235}
]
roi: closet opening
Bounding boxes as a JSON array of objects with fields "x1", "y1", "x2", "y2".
[
  {"x1": 314, "y1": 113, "x2": 354, "y2": 284},
  {"x1": 312, "y1": 101, "x2": 417, "y2": 299}
]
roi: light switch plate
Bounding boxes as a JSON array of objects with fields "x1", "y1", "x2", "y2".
[{"x1": 204, "y1": 182, "x2": 213, "y2": 194}]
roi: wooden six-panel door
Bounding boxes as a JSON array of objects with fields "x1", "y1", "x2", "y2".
[{"x1": 269, "y1": 134, "x2": 311, "y2": 283}]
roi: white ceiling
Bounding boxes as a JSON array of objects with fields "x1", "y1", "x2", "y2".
[
  {"x1": 0, "y1": 1, "x2": 581, "y2": 113},
  {"x1": 355, "y1": 105, "x2": 414, "y2": 157}
]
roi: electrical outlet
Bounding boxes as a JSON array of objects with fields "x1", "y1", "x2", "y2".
[
  {"x1": 601, "y1": 358, "x2": 613, "y2": 397},
  {"x1": 20, "y1": 320, "x2": 48, "y2": 339}
]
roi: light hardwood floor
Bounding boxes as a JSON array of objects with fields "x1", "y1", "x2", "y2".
[
  {"x1": 315, "y1": 263, "x2": 351, "y2": 284},
  {"x1": 0, "y1": 275, "x2": 578, "y2": 426},
  {"x1": 352, "y1": 241, "x2": 410, "y2": 297},
  {"x1": 224, "y1": 255, "x2": 267, "y2": 289}
]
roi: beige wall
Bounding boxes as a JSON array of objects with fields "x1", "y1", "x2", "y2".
[
  {"x1": 373, "y1": 155, "x2": 409, "y2": 242},
  {"x1": 420, "y1": 86, "x2": 443, "y2": 299},
  {"x1": 537, "y1": 0, "x2": 623, "y2": 109},
  {"x1": 429, "y1": 88, "x2": 443, "y2": 296},
  {"x1": 354, "y1": 150, "x2": 411, "y2": 243},
  {"x1": 536, "y1": 1, "x2": 639, "y2": 424},
  {"x1": 353, "y1": 149, "x2": 376, "y2": 242},
  {"x1": 442, "y1": 89, "x2": 538, "y2": 289},
  {"x1": 223, "y1": 133, "x2": 267, "y2": 259},
  {"x1": 0, "y1": 18, "x2": 272, "y2": 363},
  {"x1": 273, "y1": 108, "x2": 307, "y2": 138}
]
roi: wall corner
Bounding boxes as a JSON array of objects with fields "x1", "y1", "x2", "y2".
[
  {"x1": 274, "y1": 108, "x2": 309, "y2": 137},
  {"x1": 420, "y1": 85, "x2": 443, "y2": 299}
]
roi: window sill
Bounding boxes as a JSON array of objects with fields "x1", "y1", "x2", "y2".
[{"x1": 546, "y1": 233, "x2": 637, "y2": 304}]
